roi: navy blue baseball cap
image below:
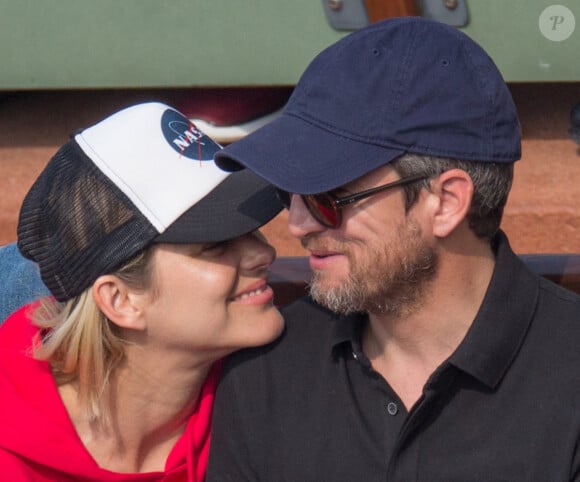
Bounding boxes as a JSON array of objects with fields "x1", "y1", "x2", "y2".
[{"x1": 215, "y1": 17, "x2": 521, "y2": 194}]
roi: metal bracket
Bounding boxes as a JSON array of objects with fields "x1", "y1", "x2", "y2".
[
  {"x1": 417, "y1": 0, "x2": 469, "y2": 28},
  {"x1": 321, "y1": 0, "x2": 370, "y2": 31},
  {"x1": 322, "y1": 0, "x2": 469, "y2": 31}
]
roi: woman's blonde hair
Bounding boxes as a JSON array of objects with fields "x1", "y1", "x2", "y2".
[{"x1": 33, "y1": 246, "x2": 157, "y2": 424}]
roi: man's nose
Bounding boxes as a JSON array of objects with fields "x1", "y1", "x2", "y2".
[{"x1": 288, "y1": 195, "x2": 327, "y2": 239}]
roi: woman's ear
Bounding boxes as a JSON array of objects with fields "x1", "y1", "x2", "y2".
[
  {"x1": 430, "y1": 168, "x2": 474, "y2": 238},
  {"x1": 92, "y1": 275, "x2": 147, "y2": 331}
]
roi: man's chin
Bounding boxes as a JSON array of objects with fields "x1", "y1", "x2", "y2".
[
  {"x1": 310, "y1": 273, "x2": 345, "y2": 294},
  {"x1": 309, "y1": 279, "x2": 362, "y2": 314}
]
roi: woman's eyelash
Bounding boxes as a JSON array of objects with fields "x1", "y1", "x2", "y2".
[{"x1": 202, "y1": 241, "x2": 229, "y2": 252}]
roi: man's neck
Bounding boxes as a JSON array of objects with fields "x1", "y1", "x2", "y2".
[{"x1": 362, "y1": 238, "x2": 496, "y2": 410}]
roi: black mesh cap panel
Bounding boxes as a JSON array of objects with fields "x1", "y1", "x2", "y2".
[{"x1": 17, "y1": 141, "x2": 158, "y2": 301}]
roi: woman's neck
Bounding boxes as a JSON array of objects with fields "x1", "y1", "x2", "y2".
[{"x1": 59, "y1": 356, "x2": 213, "y2": 473}]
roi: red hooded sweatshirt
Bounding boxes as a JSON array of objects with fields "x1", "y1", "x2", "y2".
[{"x1": 0, "y1": 303, "x2": 221, "y2": 481}]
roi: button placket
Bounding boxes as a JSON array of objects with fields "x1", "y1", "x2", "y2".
[{"x1": 387, "y1": 401, "x2": 399, "y2": 416}]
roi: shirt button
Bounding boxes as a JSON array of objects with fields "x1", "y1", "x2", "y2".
[{"x1": 387, "y1": 402, "x2": 398, "y2": 416}]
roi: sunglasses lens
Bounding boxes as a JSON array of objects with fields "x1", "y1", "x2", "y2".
[
  {"x1": 303, "y1": 194, "x2": 340, "y2": 228},
  {"x1": 276, "y1": 189, "x2": 292, "y2": 209}
]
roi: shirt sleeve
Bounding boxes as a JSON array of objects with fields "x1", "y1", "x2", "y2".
[
  {"x1": 572, "y1": 428, "x2": 580, "y2": 481},
  {"x1": 0, "y1": 243, "x2": 49, "y2": 323}
]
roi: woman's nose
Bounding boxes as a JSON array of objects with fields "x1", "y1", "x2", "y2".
[{"x1": 238, "y1": 232, "x2": 276, "y2": 273}]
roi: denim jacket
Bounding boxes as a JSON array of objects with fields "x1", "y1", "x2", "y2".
[{"x1": 0, "y1": 243, "x2": 49, "y2": 323}]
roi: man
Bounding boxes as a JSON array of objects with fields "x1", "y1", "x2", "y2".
[
  {"x1": 207, "y1": 17, "x2": 580, "y2": 481},
  {"x1": 0, "y1": 243, "x2": 48, "y2": 322}
]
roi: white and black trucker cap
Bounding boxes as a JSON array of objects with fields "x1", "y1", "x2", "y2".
[{"x1": 17, "y1": 102, "x2": 282, "y2": 301}]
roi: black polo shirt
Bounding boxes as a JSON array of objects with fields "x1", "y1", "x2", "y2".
[{"x1": 207, "y1": 233, "x2": 580, "y2": 481}]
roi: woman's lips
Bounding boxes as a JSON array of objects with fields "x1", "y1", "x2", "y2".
[{"x1": 231, "y1": 280, "x2": 274, "y2": 304}]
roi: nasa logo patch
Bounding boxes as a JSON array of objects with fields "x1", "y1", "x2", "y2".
[{"x1": 161, "y1": 109, "x2": 220, "y2": 160}]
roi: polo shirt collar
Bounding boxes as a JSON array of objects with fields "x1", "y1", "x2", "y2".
[
  {"x1": 330, "y1": 231, "x2": 539, "y2": 389},
  {"x1": 448, "y1": 231, "x2": 538, "y2": 388},
  {"x1": 332, "y1": 311, "x2": 366, "y2": 354}
]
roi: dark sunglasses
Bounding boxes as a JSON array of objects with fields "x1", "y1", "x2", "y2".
[{"x1": 276, "y1": 174, "x2": 428, "y2": 229}]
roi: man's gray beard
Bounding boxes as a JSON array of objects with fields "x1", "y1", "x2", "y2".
[{"x1": 308, "y1": 221, "x2": 437, "y2": 316}]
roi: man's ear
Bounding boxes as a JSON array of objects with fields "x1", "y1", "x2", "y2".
[
  {"x1": 92, "y1": 275, "x2": 147, "y2": 331},
  {"x1": 430, "y1": 168, "x2": 474, "y2": 238}
]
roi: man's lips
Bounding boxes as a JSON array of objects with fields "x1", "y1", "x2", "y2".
[
  {"x1": 308, "y1": 249, "x2": 345, "y2": 271},
  {"x1": 302, "y1": 239, "x2": 348, "y2": 269},
  {"x1": 309, "y1": 249, "x2": 340, "y2": 258}
]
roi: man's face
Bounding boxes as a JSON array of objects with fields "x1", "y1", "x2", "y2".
[{"x1": 287, "y1": 165, "x2": 437, "y2": 315}]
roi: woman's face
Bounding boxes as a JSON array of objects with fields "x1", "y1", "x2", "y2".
[{"x1": 139, "y1": 232, "x2": 284, "y2": 360}]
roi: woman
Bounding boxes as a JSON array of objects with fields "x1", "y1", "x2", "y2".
[{"x1": 0, "y1": 102, "x2": 284, "y2": 480}]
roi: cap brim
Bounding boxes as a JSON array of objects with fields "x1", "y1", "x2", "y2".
[
  {"x1": 215, "y1": 113, "x2": 405, "y2": 194},
  {"x1": 155, "y1": 169, "x2": 282, "y2": 244}
]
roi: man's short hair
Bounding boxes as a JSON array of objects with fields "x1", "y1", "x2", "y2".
[{"x1": 392, "y1": 154, "x2": 513, "y2": 241}]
